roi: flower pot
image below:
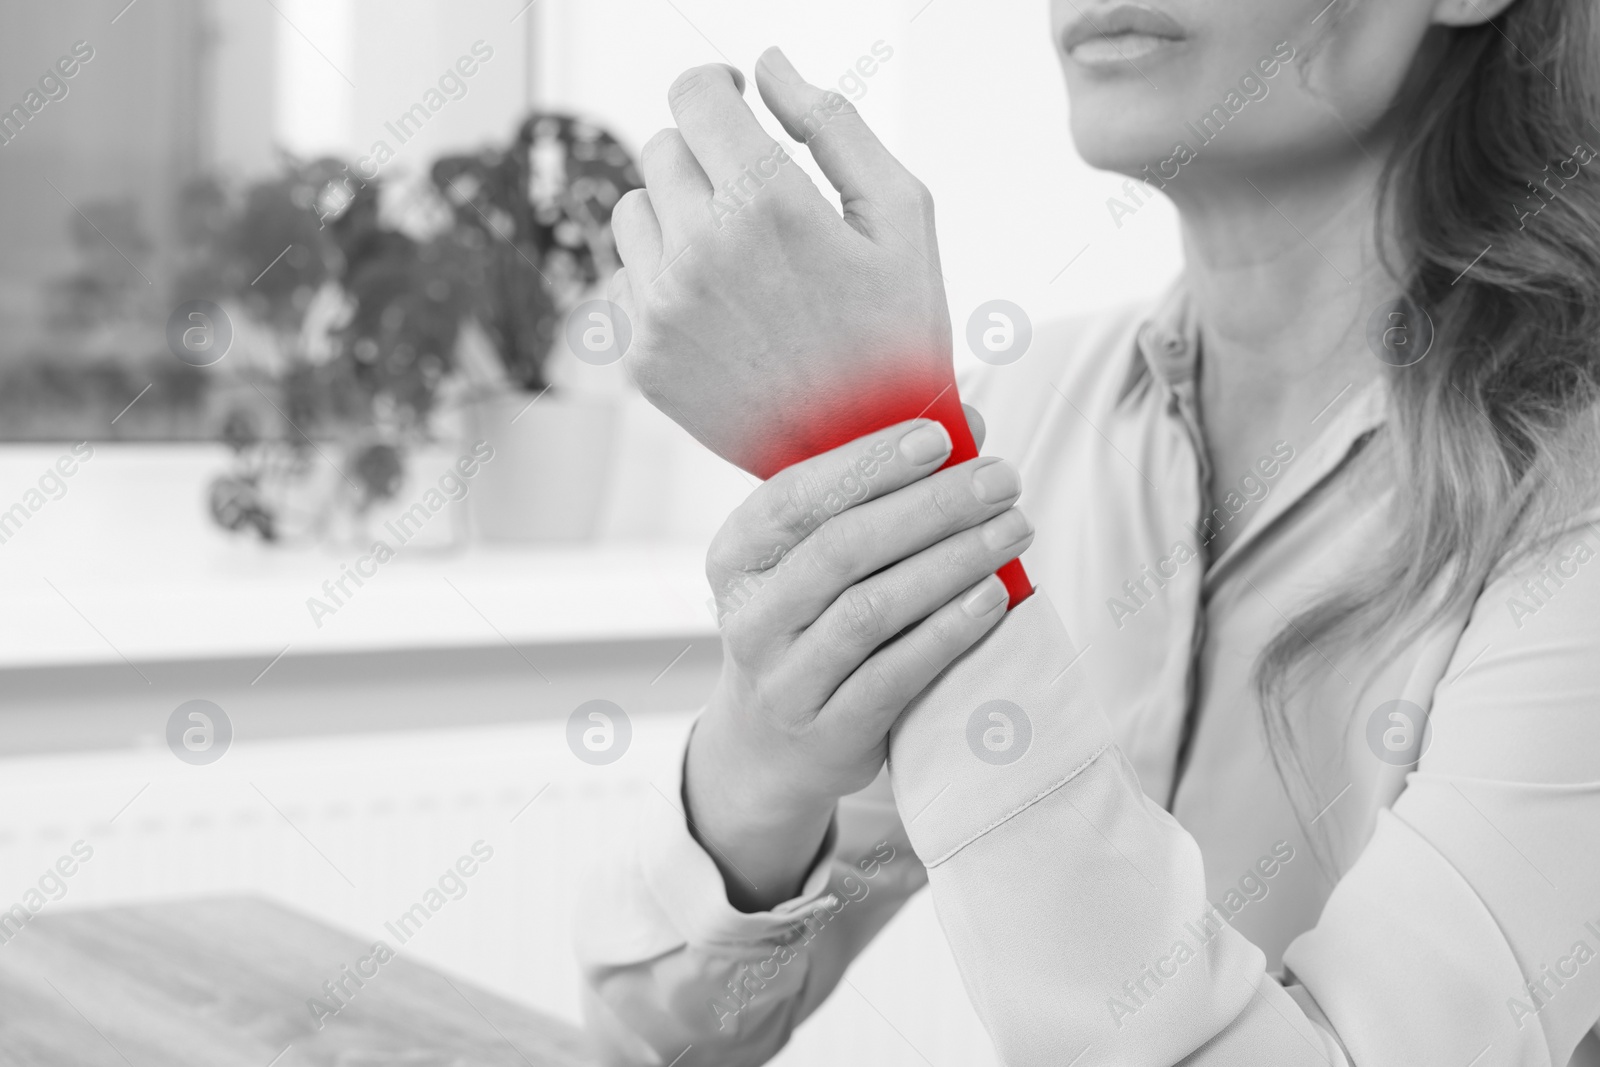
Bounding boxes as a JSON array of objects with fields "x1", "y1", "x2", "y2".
[{"x1": 465, "y1": 391, "x2": 619, "y2": 543}]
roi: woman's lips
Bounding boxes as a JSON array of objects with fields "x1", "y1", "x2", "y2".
[{"x1": 1062, "y1": 2, "x2": 1188, "y2": 67}]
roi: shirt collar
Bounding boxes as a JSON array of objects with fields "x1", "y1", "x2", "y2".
[
  {"x1": 1115, "y1": 279, "x2": 1391, "y2": 444},
  {"x1": 1117, "y1": 277, "x2": 1200, "y2": 408},
  {"x1": 1113, "y1": 278, "x2": 1396, "y2": 578}
]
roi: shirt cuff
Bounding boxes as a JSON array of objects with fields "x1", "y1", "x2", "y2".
[
  {"x1": 635, "y1": 720, "x2": 842, "y2": 951},
  {"x1": 888, "y1": 588, "x2": 1116, "y2": 867}
]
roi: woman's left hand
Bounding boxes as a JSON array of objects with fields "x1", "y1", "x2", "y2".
[{"x1": 608, "y1": 49, "x2": 958, "y2": 478}]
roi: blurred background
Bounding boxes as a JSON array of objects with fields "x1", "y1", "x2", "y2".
[{"x1": 0, "y1": 1, "x2": 1180, "y2": 1063}]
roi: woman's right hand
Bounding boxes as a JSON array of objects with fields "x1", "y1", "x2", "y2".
[{"x1": 684, "y1": 416, "x2": 1033, "y2": 910}]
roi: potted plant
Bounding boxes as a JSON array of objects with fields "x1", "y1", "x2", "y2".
[
  {"x1": 197, "y1": 112, "x2": 642, "y2": 548},
  {"x1": 435, "y1": 112, "x2": 642, "y2": 543},
  {"x1": 195, "y1": 155, "x2": 476, "y2": 546}
]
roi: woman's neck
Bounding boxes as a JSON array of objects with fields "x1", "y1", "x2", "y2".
[
  {"x1": 1169, "y1": 150, "x2": 1398, "y2": 555},
  {"x1": 1182, "y1": 150, "x2": 1396, "y2": 387}
]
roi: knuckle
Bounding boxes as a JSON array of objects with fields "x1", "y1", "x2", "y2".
[
  {"x1": 613, "y1": 187, "x2": 648, "y2": 222},
  {"x1": 807, "y1": 521, "x2": 857, "y2": 581},
  {"x1": 942, "y1": 528, "x2": 989, "y2": 575},
  {"x1": 855, "y1": 656, "x2": 902, "y2": 712},
  {"x1": 744, "y1": 190, "x2": 787, "y2": 227},
  {"x1": 676, "y1": 260, "x2": 717, "y2": 301},
  {"x1": 795, "y1": 89, "x2": 854, "y2": 144},
  {"x1": 640, "y1": 127, "x2": 682, "y2": 163},
  {"x1": 706, "y1": 511, "x2": 784, "y2": 586},
  {"x1": 920, "y1": 477, "x2": 968, "y2": 530},
  {"x1": 835, "y1": 585, "x2": 891, "y2": 647},
  {"x1": 912, "y1": 606, "x2": 961, "y2": 654},
  {"x1": 818, "y1": 89, "x2": 858, "y2": 120},
  {"x1": 667, "y1": 67, "x2": 717, "y2": 110},
  {"x1": 764, "y1": 472, "x2": 827, "y2": 541}
]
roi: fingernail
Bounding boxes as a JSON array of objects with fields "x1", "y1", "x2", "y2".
[
  {"x1": 760, "y1": 47, "x2": 803, "y2": 85},
  {"x1": 971, "y1": 461, "x2": 1019, "y2": 505},
  {"x1": 900, "y1": 422, "x2": 952, "y2": 466},
  {"x1": 961, "y1": 575, "x2": 1007, "y2": 618},
  {"x1": 981, "y1": 509, "x2": 1033, "y2": 551}
]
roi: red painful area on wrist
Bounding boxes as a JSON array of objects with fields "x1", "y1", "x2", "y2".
[{"x1": 744, "y1": 364, "x2": 1033, "y2": 610}]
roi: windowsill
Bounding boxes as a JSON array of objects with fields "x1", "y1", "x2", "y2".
[
  {"x1": 0, "y1": 443, "x2": 725, "y2": 670},
  {"x1": 0, "y1": 540, "x2": 716, "y2": 670}
]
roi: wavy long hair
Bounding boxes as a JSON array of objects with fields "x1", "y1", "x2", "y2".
[{"x1": 1255, "y1": 0, "x2": 1600, "y2": 856}]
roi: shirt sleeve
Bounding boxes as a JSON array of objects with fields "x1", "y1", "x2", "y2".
[
  {"x1": 1285, "y1": 529, "x2": 1600, "y2": 1067},
  {"x1": 575, "y1": 731, "x2": 927, "y2": 1066},
  {"x1": 886, "y1": 560, "x2": 1600, "y2": 1065}
]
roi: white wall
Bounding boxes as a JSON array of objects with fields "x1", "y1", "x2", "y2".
[{"x1": 264, "y1": 0, "x2": 538, "y2": 174}]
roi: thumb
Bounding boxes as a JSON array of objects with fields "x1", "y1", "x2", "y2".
[{"x1": 754, "y1": 46, "x2": 925, "y2": 240}]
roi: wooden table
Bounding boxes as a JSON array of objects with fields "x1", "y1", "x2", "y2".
[{"x1": 0, "y1": 897, "x2": 596, "y2": 1066}]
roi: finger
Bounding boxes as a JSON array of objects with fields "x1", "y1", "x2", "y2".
[
  {"x1": 665, "y1": 64, "x2": 792, "y2": 192},
  {"x1": 611, "y1": 189, "x2": 664, "y2": 276},
  {"x1": 707, "y1": 418, "x2": 952, "y2": 590},
  {"x1": 638, "y1": 128, "x2": 713, "y2": 248},
  {"x1": 818, "y1": 572, "x2": 1010, "y2": 743},
  {"x1": 963, "y1": 403, "x2": 986, "y2": 452},
  {"x1": 754, "y1": 47, "x2": 921, "y2": 237},
  {"x1": 776, "y1": 456, "x2": 1021, "y2": 623},
  {"x1": 606, "y1": 266, "x2": 636, "y2": 322},
  {"x1": 793, "y1": 507, "x2": 1033, "y2": 679}
]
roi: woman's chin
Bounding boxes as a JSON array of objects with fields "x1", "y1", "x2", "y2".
[{"x1": 1067, "y1": 120, "x2": 1175, "y2": 179}]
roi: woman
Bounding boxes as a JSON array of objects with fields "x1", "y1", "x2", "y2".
[{"x1": 581, "y1": 0, "x2": 1600, "y2": 1062}]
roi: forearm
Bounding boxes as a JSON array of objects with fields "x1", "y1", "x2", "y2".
[{"x1": 887, "y1": 591, "x2": 1344, "y2": 1065}]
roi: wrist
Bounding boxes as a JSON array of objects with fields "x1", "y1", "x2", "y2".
[
  {"x1": 686, "y1": 707, "x2": 838, "y2": 835},
  {"x1": 684, "y1": 710, "x2": 838, "y2": 911}
]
